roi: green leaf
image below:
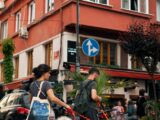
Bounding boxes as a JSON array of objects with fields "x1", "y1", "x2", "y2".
[{"x1": 2, "y1": 38, "x2": 15, "y2": 83}]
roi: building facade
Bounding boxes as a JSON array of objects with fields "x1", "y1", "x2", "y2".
[{"x1": 0, "y1": 0, "x2": 160, "y2": 100}]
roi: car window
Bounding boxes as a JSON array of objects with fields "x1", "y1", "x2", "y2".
[
  {"x1": 22, "y1": 94, "x2": 30, "y2": 108},
  {"x1": 0, "y1": 95, "x2": 9, "y2": 107},
  {"x1": 6, "y1": 94, "x2": 21, "y2": 106}
]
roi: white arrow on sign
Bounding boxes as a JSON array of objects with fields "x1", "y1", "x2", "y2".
[{"x1": 86, "y1": 40, "x2": 98, "y2": 56}]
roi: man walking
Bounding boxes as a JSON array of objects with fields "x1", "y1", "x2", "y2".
[
  {"x1": 75, "y1": 68, "x2": 102, "y2": 120},
  {"x1": 137, "y1": 89, "x2": 146, "y2": 119}
]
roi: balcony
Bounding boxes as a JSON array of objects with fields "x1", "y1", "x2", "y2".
[{"x1": 63, "y1": 0, "x2": 153, "y2": 32}]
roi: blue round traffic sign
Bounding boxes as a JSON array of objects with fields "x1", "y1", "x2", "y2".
[{"x1": 82, "y1": 38, "x2": 99, "y2": 57}]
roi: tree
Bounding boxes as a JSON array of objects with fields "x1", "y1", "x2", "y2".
[
  {"x1": 2, "y1": 38, "x2": 15, "y2": 83},
  {"x1": 120, "y1": 22, "x2": 160, "y2": 120}
]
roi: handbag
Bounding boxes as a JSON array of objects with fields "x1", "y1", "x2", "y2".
[{"x1": 26, "y1": 81, "x2": 51, "y2": 120}]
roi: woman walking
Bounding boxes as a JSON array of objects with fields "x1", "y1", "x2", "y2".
[{"x1": 27, "y1": 64, "x2": 74, "y2": 120}]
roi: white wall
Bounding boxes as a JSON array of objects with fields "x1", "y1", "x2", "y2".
[
  {"x1": 62, "y1": 32, "x2": 76, "y2": 62},
  {"x1": 128, "y1": 55, "x2": 132, "y2": 69},
  {"x1": 52, "y1": 32, "x2": 76, "y2": 70},
  {"x1": 114, "y1": 81, "x2": 146, "y2": 100},
  {"x1": 19, "y1": 52, "x2": 28, "y2": 78},
  {"x1": 102, "y1": 80, "x2": 146, "y2": 100},
  {"x1": 33, "y1": 45, "x2": 45, "y2": 68},
  {"x1": 52, "y1": 32, "x2": 76, "y2": 101},
  {"x1": 52, "y1": 35, "x2": 61, "y2": 69}
]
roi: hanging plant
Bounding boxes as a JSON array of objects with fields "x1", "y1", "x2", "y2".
[{"x1": 2, "y1": 38, "x2": 15, "y2": 83}]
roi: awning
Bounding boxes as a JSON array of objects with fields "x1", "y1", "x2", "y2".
[
  {"x1": 4, "y1": 75, "x2": 33, "y2": 91},
  {"x1": 4, "y1": 65, "x2": 160, "y2": 90},
  {"x1": 70, "y1": 65, "x2": 160, "y2": 80}
]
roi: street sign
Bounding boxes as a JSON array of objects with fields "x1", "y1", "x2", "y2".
[
  {"x1": 67, "y1": 41, "x2": 76, "y2": 63},
  {"x1": 82, "y1": 38, "x2": 99, "y2": 57}
]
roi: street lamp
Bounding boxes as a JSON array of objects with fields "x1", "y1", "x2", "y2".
[{"x1": 76, "y1": 0, "x2": 80, "y2": 72}]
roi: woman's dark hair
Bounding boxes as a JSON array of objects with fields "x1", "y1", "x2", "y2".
[{"x1": 32, "y1": 64, "x2": 51, "y2": 79}]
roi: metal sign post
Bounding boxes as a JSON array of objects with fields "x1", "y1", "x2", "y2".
[{"x1": 76, "y1": 0, "x2": 80, "y2": 72}]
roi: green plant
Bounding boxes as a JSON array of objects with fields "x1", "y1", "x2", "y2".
[
  {"x1": 52, "y1": 81, "x2": 63, "y2": 94},
  {"x1": 2, "y1": 38, "x2": 15, "y2": 83},
  {"x1": 71, "y1": 72, "x2": 86, "y2": 82},
  {"x1": 67, "y1": 72, "x2": 87, "y2": 97},
  {"x1": 96, "y1": 71, "x2": 110, "y2": 94},
  {"x1": 144, "y1": 101, "x2": 160, "y2": 120},
  {"x1": 70, "y1": 71, "x2": 125, "y2": 96},
  {"x1": 97, "y1": 72, "x2": 126, "y2": 94}
]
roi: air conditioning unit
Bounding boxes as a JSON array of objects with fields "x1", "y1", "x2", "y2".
[
  {"x1": 0, "y1": 1, "x2": 5, "y2": 9},
  {"x1": 19, "y1": 26, "x2": 28, "y2": 39}
]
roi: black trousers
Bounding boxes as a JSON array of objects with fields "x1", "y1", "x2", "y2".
[{"x1": 81, "y1": 107, "x2": 98, "y2": 120}]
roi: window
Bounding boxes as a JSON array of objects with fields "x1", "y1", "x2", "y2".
[
  {"x1": 88, "y1": 40, "x2": 117, "y2": 66},
  {"x1": 0, "y1": 95, "x2": 9, "y2": 108},
  {"x1": 0, "y1": 63, "x2": 4, "y2": 82},
  {"x1": 157, "y1": 0, "x2": 160, "y2": 21},
  {"x1": 110, "y1": 43, "x2": 117, "y2": 65},
  {"x1": 28, "y1": 1, "x2": 35, "y2": 24},
  {"x1": 27, "y1": 50, "x2": 33, "y2": 75},
  {"x1": 122, "y1": 0, "x2": 129, "y2": 9},
  {"x1": 85, "y1": 0, "x2": 108, "y2": 5},
  {"x1": 121, "y1": 0, "x2": 149, "y2": 14},
  {"x1": 139, "y1": 0, "x2": 147, "y2": 13},
  {"x1": 14, "y1": 56, "x2": 19, "y2": 79},
  {"x1": 45, "y1": 0, "x2": 54, "y2": 13},
  {"x1": 6, "y1": 94, "x2": 21, "y2": 106},
  {"x1": 15, "y1": 11, "x2": 21, "y2": 32},
  {"x1": 99, "y1": 0, "x2": 108, "y2": 4},
  {"x1": 131, "y1": 57, "x2": 142, "y2": 70},
  {"x1": 22, "y1": 94, "x2": 30, "y2": 108},
  {"x1": 45, "y1": 42, "x2": 53, "y2": 66},
  {"x1": 131, "y1": 0, "x2": 138, "y2": 11},
  {"x1": 1, "y1": 21, "x2": 8, "y2": 39}
]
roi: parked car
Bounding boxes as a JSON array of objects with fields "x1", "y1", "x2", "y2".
[{"x1": 0, "y1": 90, "x2": 30, "y2": 120}]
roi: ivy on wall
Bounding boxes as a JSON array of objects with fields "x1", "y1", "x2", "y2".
[{"x1": 2, "y1": 38, "x2": 15, "y2": 83}]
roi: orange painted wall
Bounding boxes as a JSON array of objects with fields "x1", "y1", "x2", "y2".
[
  {"x1": 0, "y1": 0, "x2": 159, "y2": 60},
  {"x1": 35, "y1": 0, "x2": 45, "y2": 19},
  {"x1": 3, "y1": 0, "x2": 15, "y2": 8},
  {"x1": 71, "y1": 2, "x2": 153, "y2": 32}
]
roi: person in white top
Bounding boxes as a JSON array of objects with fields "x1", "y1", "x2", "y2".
[
  {"x1": 111, "y1": 101, "x2": 125, "y2": 120},
  {"x1": 114, "y1": 101, "x2": 125, "y2": 113}
]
